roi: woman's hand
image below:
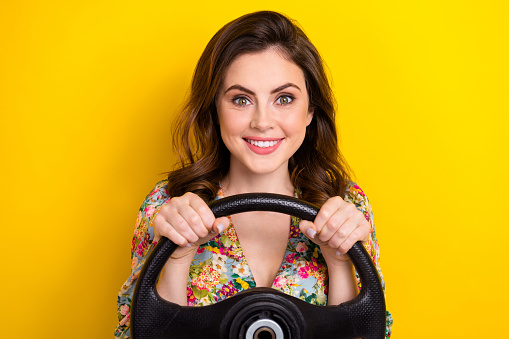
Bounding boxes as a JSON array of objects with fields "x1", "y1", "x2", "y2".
[
  {"x1": 299, "y1": 196, "x2": 371, "y2": 265},
  {"x1": 153, "y1": 192, "x2": 229, "y2": 261}
]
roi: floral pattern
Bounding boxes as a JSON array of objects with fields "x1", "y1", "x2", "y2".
[
  {"x1": 186, "y1": 186, "x2": 329, "y2": 307},
  {"x1": 115, "y1": 180, "x2": 393, "y2": 338}
]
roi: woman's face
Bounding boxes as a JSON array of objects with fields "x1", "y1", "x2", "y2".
[{"x1": 215, "y1": 48, "x2": 314, "y2": 177}]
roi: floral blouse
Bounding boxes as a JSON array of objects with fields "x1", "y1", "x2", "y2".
[{"x1": 115, "y1": 180, "x2": 393, "y2": 338}]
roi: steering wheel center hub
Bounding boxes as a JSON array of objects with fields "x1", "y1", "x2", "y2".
[
  {"x1": 246, "y1": 319, "x2": 283, "y2": 339},
  {"x1": 222, "y1": 291, "x2": 305, "y2": 339}
]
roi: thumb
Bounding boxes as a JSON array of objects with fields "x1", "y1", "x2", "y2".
[
  {"x1": 299, "y1": 220, "x2": 317, "y2": 240},
  {"x1": 213, "y1": 217, "x2": 229, "y2": 234}
]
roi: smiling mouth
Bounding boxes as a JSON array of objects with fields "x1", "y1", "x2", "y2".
[{"x1": 244, "y1": 138, "x2": 283, "y2": 148}]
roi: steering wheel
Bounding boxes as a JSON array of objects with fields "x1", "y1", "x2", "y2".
[{"x1": 131, "y1": 193, "x2": 386, "y2": 338}]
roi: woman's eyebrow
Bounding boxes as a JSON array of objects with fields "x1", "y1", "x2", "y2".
[
  {"x1": 224, "y1": 83, "x2": 301, "y2": 95},
  {"x1": 270, "y1": 83, "x2": 301, "y2": 94},
  {"x1": 224, "y1": 85, "x2": 255, "y2": 95}
]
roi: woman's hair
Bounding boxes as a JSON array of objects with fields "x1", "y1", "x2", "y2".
[{"x1": 167, "y1": 11, "x2": 352, "y2": 206}]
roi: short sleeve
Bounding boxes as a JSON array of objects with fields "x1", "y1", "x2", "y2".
[
  {"x1": 344, "y1": 182, "x2": 393, "y2": 338},
  {"x1": 114, "y1": 180, "x2": 170, "y2": 338}
]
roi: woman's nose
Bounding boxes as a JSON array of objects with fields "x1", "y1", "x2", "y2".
[{"x1": 250, "y1": 105, "x2": 274, "y2": 131}]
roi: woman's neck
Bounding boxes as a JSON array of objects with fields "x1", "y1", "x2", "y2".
[{"x1": 222, "y1": 163, "x2": 294, "y2": 197}]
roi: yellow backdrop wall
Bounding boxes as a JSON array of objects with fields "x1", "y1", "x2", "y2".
[{"x1": 1, "y1": 0, "x2": 508, "y2": 337}]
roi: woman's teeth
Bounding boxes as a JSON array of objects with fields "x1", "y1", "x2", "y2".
[{"x1": 247, "y1": 139, "x2": 281, "y2": 148}]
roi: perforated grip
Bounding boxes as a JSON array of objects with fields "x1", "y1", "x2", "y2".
[{"x1": 131, "y1": 193, "x2": 386, "y2": 338}]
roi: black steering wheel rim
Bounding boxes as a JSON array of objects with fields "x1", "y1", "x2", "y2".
[{"x1": 131, "y1": 193, "x2": 386, "y2": 338}]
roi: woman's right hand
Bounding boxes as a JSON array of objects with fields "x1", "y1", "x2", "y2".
[{"x1": 153, "y1": 192, "x2": 229, "y2": 260}]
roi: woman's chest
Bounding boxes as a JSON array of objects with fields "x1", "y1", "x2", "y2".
[
  {"x1": 231, "y1": 212, "x2": 290, "y2": 286},
  {"x1": 187, "y1": 215, "x2": 329, "y2": 306}
]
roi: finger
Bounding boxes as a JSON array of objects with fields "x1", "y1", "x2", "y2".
[
  {"x1": 165, "y1": 210, "x2": 201, "y2": 244},
  {"x1": 298, "y1": 220, "x2": 318, "y2": 239},
  {"x1": 313, "y1": 196, "x2": 345, "y2": 233},
  {"x1": 335, "y1": 214, "x2": 371, "y2": 254},
  {"x1": 213, "y1": 217, "x2": 230, "y2": 234},
  {"x1": 317, "y1": 208, "x2": 349, "y2": 242},
  {"x1": 178, "y1": 205, "x2": 210, "y2": 238},
  {"x1": 326, "y1": 217, "x2": 358, "y2": 249},
  {"x1": 337, "y1": 226, "x2": 366, "y2": 255},
  {"x1": 153, "y1": 206, "x2": 174, "y2": 240},
  {"x1": 187, "y1": 194, "x2": 216, "y2": 230},
  {"x1": 154, "y1": 217, "x2": 191, "y2": 248},
  {"x1": 318, "y1": 202, "x2": 361, "y2": 241}
]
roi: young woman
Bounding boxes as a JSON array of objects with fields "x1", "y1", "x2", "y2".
[{"x1": 115, "y1": 11, "x2": 392, "y2": 338}]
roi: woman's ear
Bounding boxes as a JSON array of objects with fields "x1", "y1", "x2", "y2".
[{"x1": 306, "y1": 109, "x2": 314, "y2": 126}]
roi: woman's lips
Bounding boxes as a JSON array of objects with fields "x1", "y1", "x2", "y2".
[{"x1": 243, "y1": 138, "x2": 284, "y2": 155}]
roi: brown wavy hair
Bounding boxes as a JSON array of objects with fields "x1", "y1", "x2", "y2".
[{"x1": 167, "y1": 11, "x2": 352, "y2": 207}]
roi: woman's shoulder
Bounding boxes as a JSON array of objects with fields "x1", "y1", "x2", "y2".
[
  {"x1": 140, "y1": 179, "x2": 170, "y2": 208},
  {"x1": 343, "y1": 180, "x2": 371, "y2": 211}
]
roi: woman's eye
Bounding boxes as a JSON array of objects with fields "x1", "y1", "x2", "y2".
[
  {"x1": 233, "y1": 97, "x2": 250, "y2": 106},
  {"x1": 276, "y1": 95, "x2": 293, "y2": 105}
]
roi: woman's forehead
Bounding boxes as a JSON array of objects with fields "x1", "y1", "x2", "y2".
[{"x1": 220, "y1": 48, "x2": 306, "y2": 92}]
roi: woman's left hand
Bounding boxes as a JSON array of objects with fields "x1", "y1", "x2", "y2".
[{"x1": 299, "y1": 196, "x2": 371, "y2": 264}]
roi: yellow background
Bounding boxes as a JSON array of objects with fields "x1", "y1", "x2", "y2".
[{"x1": 1, "y1": 0, "x2": 507, "y2": 337}]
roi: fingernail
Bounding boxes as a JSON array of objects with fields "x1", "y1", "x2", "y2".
[
  {"x1": 336, "y1": 250, "x2": 342, "y2": 256},
  {"x1": 306, "y1": 228, "x2": 316, "y2": 239},
  {"x1": 217, "y1": 223, "x2": 224, "y2": 233},
  {"x1": 186, "y1": 243, "x2": 191, "y2": 248}
]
